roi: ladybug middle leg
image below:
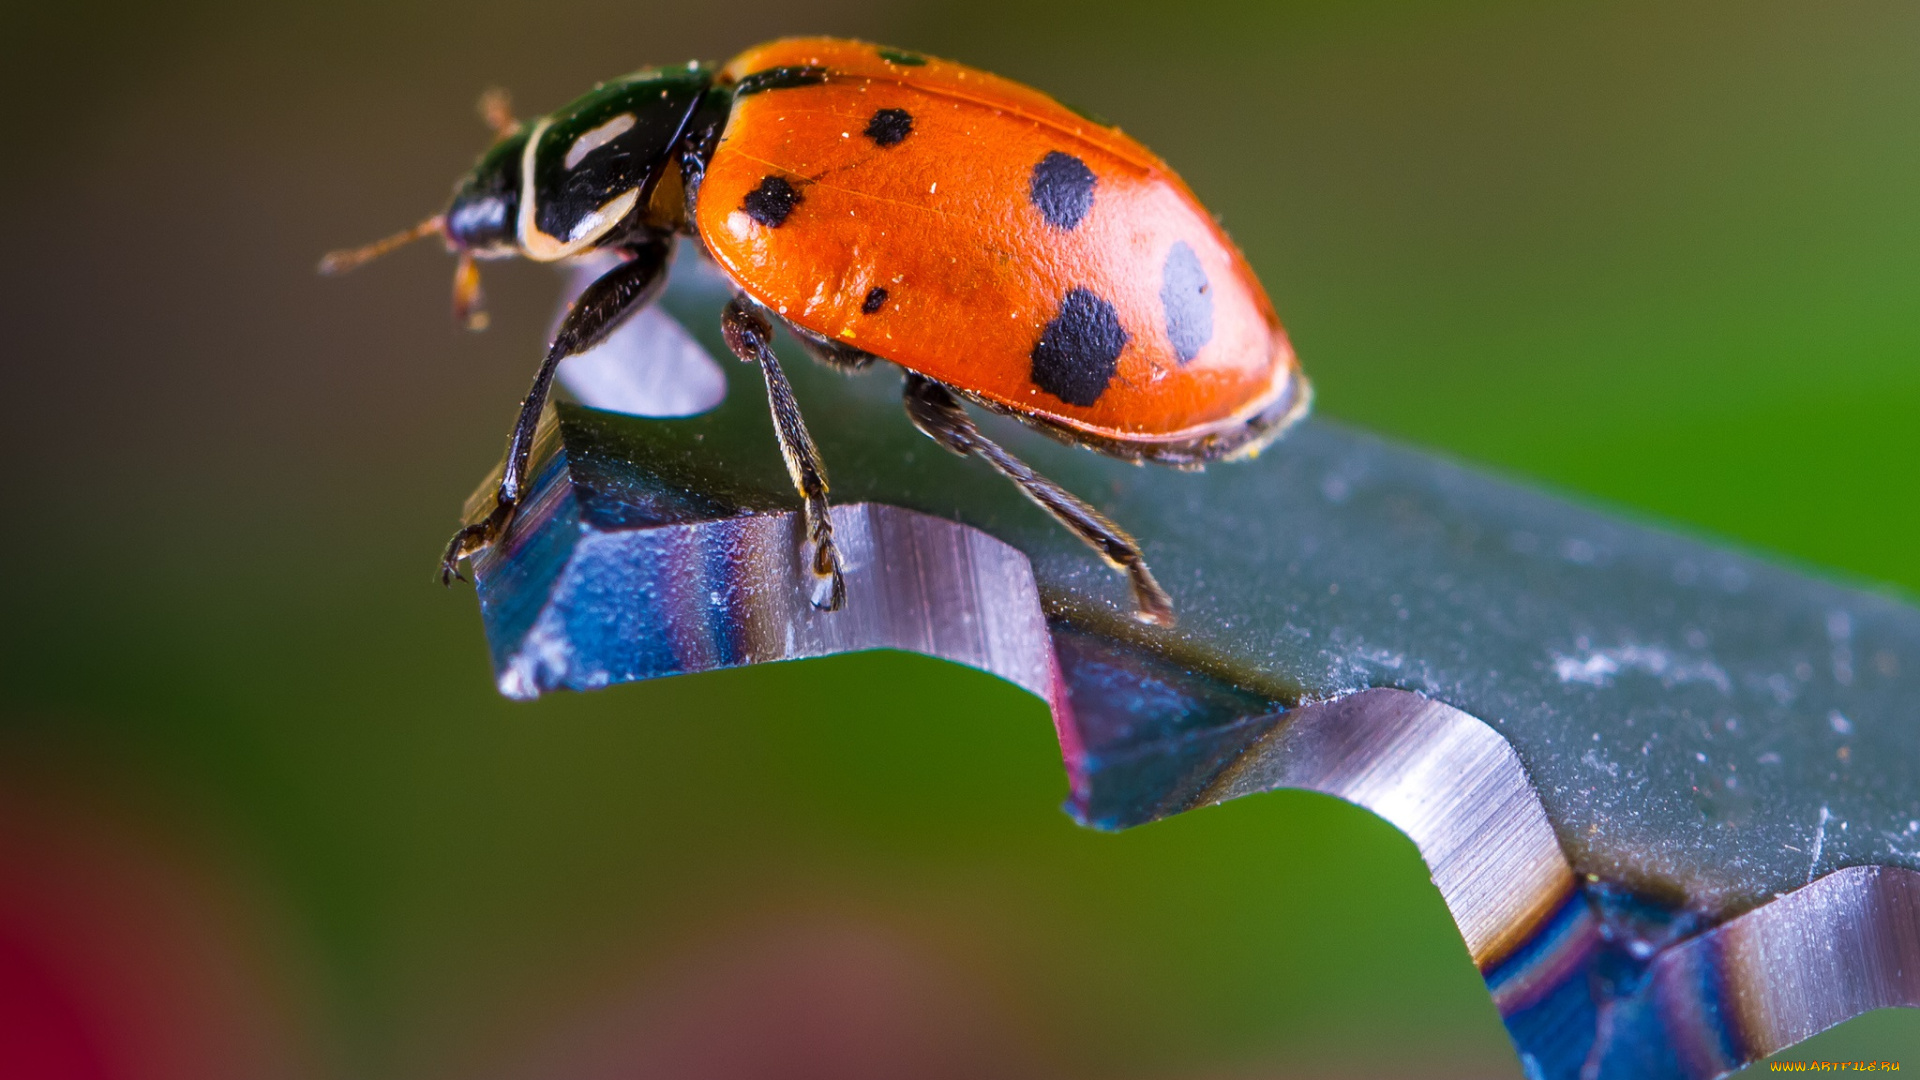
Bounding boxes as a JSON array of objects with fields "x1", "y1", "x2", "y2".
[
  {"x1": 721, "y1": 295, "x2": 847, "y2": 612},
  {"x1": 441, "y1": 235, "x2": 673, "y2": 583},
  {"x1": 901, "y1": 375, "x2": 1175, "y2": 627}
]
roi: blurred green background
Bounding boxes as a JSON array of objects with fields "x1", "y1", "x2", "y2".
[{"x1": 2, "y1": 0, "x2": 1916, "y2": 1076}]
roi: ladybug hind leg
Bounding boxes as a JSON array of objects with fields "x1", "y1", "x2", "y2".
[
  {"x1": 721, "y1": 296, "x2": 846, "y2": 611},
  {"x1": 901, "y1": 375, "x2": 1174, "y2": 627}
]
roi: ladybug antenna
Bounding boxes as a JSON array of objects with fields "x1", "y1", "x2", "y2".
[
  {"x1": 317, "y1": 214, "x2": 446, "y2": 276},
  {"x1": 477, "y1": 87, "x2": 518, "y2": 138},
  {"x1": 451, "y1": 251, "x2": 489, "y2": 331}
]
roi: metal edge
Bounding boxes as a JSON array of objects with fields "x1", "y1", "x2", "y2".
[
  {"x1": 1641, "y1": 864, "x2": 1920, "y2": 1077},
  {"x1": 1201, "y1": 688, "x2": 1577, "y2": 972},
  {"x1": 485, "y1": 501, "x2": 1057, "y2": 706},
  {"x1": 479, "y1": 500, "x2": 1920, "y2": 1077},
  {"x1": 1201, "y1": 690, "x2": 1920, "y2": 1078}
]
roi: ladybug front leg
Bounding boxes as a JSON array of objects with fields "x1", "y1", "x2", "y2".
[
  {"x1": 720, "y1": 296, "x2": 847, "y2": 612},
  {"x1": 441, "y1": 236, "x2": 673, "y2": 583},
  {"x1": 902, "y1": 375, "x2": 1175, "y2": 627}
]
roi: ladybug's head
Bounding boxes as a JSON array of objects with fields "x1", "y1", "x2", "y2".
[
  {"x1": 320, "y1": 69, "x2": 712, "y2": 331},
  {"x1": 318, "y1": 91, "x2": 528, "y2": 332},
  {"x1": 443, "y1": 130, "x2": 527, "y2": 258}
]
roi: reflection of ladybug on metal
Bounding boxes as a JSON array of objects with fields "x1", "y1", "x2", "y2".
[{"x1": 323, "y1": 37, "x2": 1310, "y2": 625}]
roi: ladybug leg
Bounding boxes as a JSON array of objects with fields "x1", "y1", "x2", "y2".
[
  {"x1": 901, "y1": 375, "x2": 1175, "y2": 627},
  {"x1": 440, "y1": 236, "x2": 673, "y2": 584},
  {"x1": 785, "y1": 322, "x2": 879, "y2": 374},
  {"x1": 720, "y1": 296, "x2": 847, "y2": 612}
]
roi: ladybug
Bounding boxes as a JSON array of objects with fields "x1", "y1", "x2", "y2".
[{"x1": 323, "y1": 38, "x2": 1310, "y2": 625}]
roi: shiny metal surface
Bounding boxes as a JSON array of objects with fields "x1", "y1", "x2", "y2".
[
  {"x1": 1707, "y1": 866, "x2": 1920, "y2": 1064},
  {"x1": 1205, "y1": 689, "x2": 1575, "y2": 971},
  {"x1": 477, "y1": 499, "x2": 1054, "y2": 706},
  {"x1": 467, "y1": 251, "x2": 1920, "y2": 1077},
  {"x1": 472, "y1": 459, "x2": 1919, "y2": 1076},
  {"x1": 1562, "y1": 865, "x2": 1920, "y2": 1079}
]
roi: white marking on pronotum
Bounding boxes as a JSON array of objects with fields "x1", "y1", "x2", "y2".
[
  {"x1": 1807, "y1": 803, "x2": 1830, "y2": 884},
  {"x1": 564, "y1": 113, "x2": 636, "y2": 170},
  {"x1": 565, "y1": 190, "x2": 639, "y2": 243},
  {"x1": 516, "y1": 116, "x2": 556, "y2": 255},
  {"x1": 516, "y1": 115, "x2": 640, "y2": 261}
]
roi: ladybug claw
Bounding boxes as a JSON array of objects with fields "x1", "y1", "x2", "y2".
[
  {"x1": 439, "y1": 529, "x2": 481, "y2": 586},
  {"x1": 440, "y1": 502, "x2": 515, "y2": 587},
  {"x1": 1129, "y1": 581, "x2": 1177, "y2": 627},
  {"x1": 807, "y1": 567, "x2": 845, "y2": 611},
  {"x1": 805, "y1": 537, "x2": 846, "y2": 612}
]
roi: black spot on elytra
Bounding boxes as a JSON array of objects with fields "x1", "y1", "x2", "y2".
[
  {"x1": 1160, "y1": 241, "x2": 1213, "y2": 364},
  {"x1": 1028, "y1": 151, "x2": 1096, "y2": 231},
  {"x1": 876, "y1": 48, "x2": 927, "y2": 66},
  {"x1": 733, "y1": 66, "x2": 828, "y2": 97},
  {"x1": 861, "y1": 287, "x2": 890, "y2": 314},
  {"x1": 742, "y1": 175, "x2": 800, "y2": 227},
  {"x1": 864, "y1": 108, "x2": 914, "y2": 147},
  {"x1": 1031, "y1": 289, "x2": 1128, "y2": 407}
]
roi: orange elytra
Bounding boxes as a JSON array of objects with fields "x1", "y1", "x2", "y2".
[{"x1": 321, "y1": 37, "x2": 1311, "y2": 625}]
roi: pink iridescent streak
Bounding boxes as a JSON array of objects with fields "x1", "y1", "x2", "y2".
[{"x1": 1045, "y1": 645, "x2": 1090, "y2": 803}]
